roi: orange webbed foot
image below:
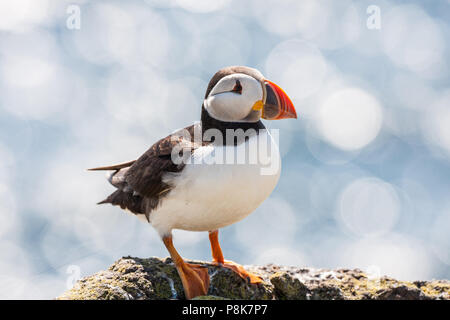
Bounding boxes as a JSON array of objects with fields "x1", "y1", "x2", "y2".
[
  {"x1": 178, "y1": 262, "x2": 210, "y2": 299},
  {"x1": 163, "y1": 236, "x2": 210, "y2": 299},
  {"x1": 213, "y1": 260, "x2": 263, "y2": 284}
]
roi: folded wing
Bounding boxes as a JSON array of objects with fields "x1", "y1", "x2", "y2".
[{"x1": 90, "y1": 124, "x2": 203, "y2": 221}]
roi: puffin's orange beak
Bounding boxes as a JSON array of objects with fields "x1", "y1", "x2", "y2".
[{"x1": 261, "y1": 80, "x2": 297, "y2": 120}]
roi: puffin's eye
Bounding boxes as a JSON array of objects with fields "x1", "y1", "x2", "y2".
[{"x1": 231, "y1": 80, "x2": 242, "y2": 94}]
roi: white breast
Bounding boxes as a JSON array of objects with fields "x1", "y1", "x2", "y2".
[{"x1": 148, "y1": 130, "x2": 281, "y2": 236}]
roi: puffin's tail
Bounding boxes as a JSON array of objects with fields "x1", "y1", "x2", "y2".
[
  {"x1": 90, "y1": 159, "x2": 145, "y2": 216},
  {"x1": 96, "y1": 189, "x2": 146, "y2": 217},
  {"x1": 97, "y1": 198, "x2": 110, "y2": 205}
]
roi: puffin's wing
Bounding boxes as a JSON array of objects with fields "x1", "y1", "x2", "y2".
[
  {"x1": 88, "y1": 160, "x2": 136, "y2": 171},
  {"x1": 124, "y1": 124, "x2": 200, "y2": 199},
  {"x1": 95, "y1": 124, "x2": 202, "y2": 219}
]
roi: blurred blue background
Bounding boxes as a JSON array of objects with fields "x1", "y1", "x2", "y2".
[{"x1": 0, "y1": 0, "x2": 449, "y2": 298}]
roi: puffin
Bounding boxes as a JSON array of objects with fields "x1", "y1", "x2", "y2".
[{"x1": 89, "y1": 66, "x2": 297, "y2": 299}]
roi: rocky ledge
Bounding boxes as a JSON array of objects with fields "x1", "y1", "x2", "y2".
[{"x1": 58, "y1": 257, "x2": 450, "y2": 300}]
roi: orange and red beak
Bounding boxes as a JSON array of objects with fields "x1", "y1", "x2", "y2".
[{"x1": 261, "y1": 80, "x2": 297, "y2": 120}]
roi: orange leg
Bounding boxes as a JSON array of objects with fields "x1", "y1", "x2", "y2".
[
  {"x1": 208, "y1": 230, "x2": 262, "y2": 284},
  {"x1": 163, "y1": 235, "x2": 210, "y2": 299}
]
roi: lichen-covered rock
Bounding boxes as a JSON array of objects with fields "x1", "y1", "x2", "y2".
[
  {"x1": 270, "y1": 272, "x2": 308, "y2": 300},
  {"x1": 58, "y1": 257, "x2": 450, "y2": 300},
  {"x1": 208, "y1": 265, "x2": 273, "y2": 299},
  {"x1": 58, "y1": 257, "x2": 179, "y2": 300},
  {"x1": 414, "y1": 280, "x2": 450, "y2": 300},
  {"x1": 375, "y1": 284, "x2": 428, "y2": 300}
]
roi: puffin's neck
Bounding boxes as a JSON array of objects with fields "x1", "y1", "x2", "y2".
[
  {"x1": 200, "y1": 105, "x2": 265, "y2": 136},
  {"x1": 200, "y1": 106, "x2": 266, "y2": 146}
]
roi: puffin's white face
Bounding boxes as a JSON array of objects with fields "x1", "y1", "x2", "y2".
[{"x1": 204, "y1": 73, "x2": 264, "y2": 122}]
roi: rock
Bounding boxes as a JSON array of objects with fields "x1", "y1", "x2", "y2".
[
  {"x1": 208, "y1": 265, "x2": 273, "y2": 299},
  {"x1": 192, "y1": 295, "x2": 229, "y2": 300},
  {"x1": 376, "y1": 285, "x2": 428, "y2": 300},
  {"x1": 270, "y1": 272, "x2": 308, "y2": 300},
  {"x1": 58, "y1": 257, "x2": 450, "y2": 300}
]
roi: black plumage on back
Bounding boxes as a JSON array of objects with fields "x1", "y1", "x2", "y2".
[{"x1": 91, "y1": 124, "x2": 202, "y2": 221}]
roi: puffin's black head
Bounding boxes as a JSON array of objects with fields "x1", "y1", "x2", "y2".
[{"x1": 202, "y1": 66, "x2": 297, "y2": 123}]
